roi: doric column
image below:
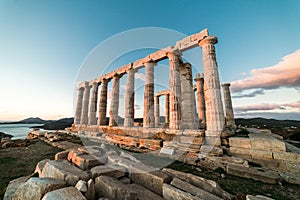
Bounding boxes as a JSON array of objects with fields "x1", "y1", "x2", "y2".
[
  {"x1": 155, "y1": 95, "x2": 160, "y2": 127},
  {"x1": 80, "y1": 82, "x2": 91, "y2": 125},
  {"x1": 98, "y1": 79, "x2": 108, "y2": 125},
  {"x1": 143, "y1": 61, "x2": 156, "y2": 127},
  {"x1": 199, "y1": 36, "x2": 225, "y2": 144},
  {"x1": 74, "y1": 87, "x2": 84, "y2": 124},
  {"x1": 179, "y1": 63, "x2": 198, "y2": 129},
  {"x1": 194, "y1": 73, "x2": 206, "y2": 127},
  {"x1": 124, "y1": 68, "x2": 136, "y2": 127},
  {"x1": 88, "y1": 82, "x2": 98, "y2": 125},
  {"x1": 167, "y1": 51, "x2": 182, "y2": 130},
  {"x1": 165, "y1": 93, "x2": 170, "y2": 124},
  {"x1": 222, "y1": 83, "x2": 236, "y2": 127},
  {"x1": 109, "y1": 74, "x2": 121, "y2": 126}
]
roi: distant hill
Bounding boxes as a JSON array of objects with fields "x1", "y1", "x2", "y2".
[
  {"x1": 235, "y1": 117, "x2": 300, "y2": 128},
  {"x1": 32, "y1": 118, "x2": 74, "y2": 130},
  {"x1": 0, "y1": 117, "x2": 48, "y2": 124}
]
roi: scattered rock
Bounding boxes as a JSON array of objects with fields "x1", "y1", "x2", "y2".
[
  {"x1": 42, "y1": 187, "x2": 86, "y2": 200},
  {"x1": 129, "y1": 183, "x2": 164, "y2": 200},
  {"x1": 85, "y1": 179, "x2": 95, "y2": 200},
  {"x1": 95, "y1": 175, "x2": 137, "y2": 200},
  {"x1": 40, "y1": 160, "x2": 90, "y2": 186},
  {"x1": 55, "y1": 150, "x2": 70, "y2": 160},
  {"x1": 246, "y1": 194, "x2": 274, "y2": 200},
  {"x1": 34, "y1": 159, "x2": 50, "y2": 176},
  {"x1": 75, "y1": 180, "x2": 87, "y2": 192},
  {"x1": 162, "y1": 183, "x2": 200, "y2": 200},
  {"x1": 91, "y1": 164, "x2": 126, "y2": 179},
  {"x1": 12, "y1": 177, "x2": 66, "y2": 200},
  {"x1": 3, "y1": 176, "x2": 29, "y2": 200},
  {"x1": 200, "y1": 145, "x2": 223, "y2": 156}
]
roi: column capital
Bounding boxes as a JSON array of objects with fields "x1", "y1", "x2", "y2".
[
  {"x1": 125, "y1": 67, "x2": 137, "y2": 73},
  {"x1": 166, "y1": 50, "x2": 182, "y2": 59},
  {"x1": 194, "y1": 73, "x2": 204, "y2": 81},
  {"x1": 222, "y1": 82, "x2": 231, "y2": 87},
  {"x1": 143, "y1": 61, "x2": 157, "y2": 67},
  {"x1": 198, "y1": 36, "x2": 218, "y2": 47},
  {"x1": 83, "y1": 81, "x2": 91, "y2": 89}
]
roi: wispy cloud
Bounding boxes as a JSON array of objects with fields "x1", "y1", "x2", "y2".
[
  {"x1": 284, "y1": 101, "x2": 300, "y2": 108},
  {"x1": 231, "y1": 50, "x2": 300, "y2": 93},
  {"x1": 135, "y1": 73, "x2": 145, "y2": 81},
  {"x1": 232, "y1": 89, "x2": 264, "y2": 98}
]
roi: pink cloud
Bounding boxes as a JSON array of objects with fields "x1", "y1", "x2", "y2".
[
  {"x1": 231, "y1": 50, "x2": 300, "y2": 93},
  {"x1": 235, "y1": 100, "x2": 300, "y2": 113}
]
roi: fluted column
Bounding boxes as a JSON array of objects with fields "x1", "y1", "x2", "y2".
[
  {"x1": 165, "y1": 93, "x2": 170, "y2": 124},
  {"x1": 88, "y1": 82, "x2": 98, "y2": 125},
  {"x1": 199, "y1": 36, "x2": 225, "y2": 144},
  {"x1": 194, "y1": 73, "x2": 206, "y2": 127},
  {"x1": 98, "y1": 79, "x2": 108, "y2": 125},
  {"x1": 124, "y1": 68, "x2": 136, "y2": 127},
  {"x1": 74, "y1": 87, "x2": 84, "y2": 124},
  {"x1": 143, "y1": 61, "x2": 156, "y2": 127},
  {"x1": 109, "y1": 74, "x2": 121, "y2": 126},
  {"x1": 167, "y1": 51, "x2": 182, "y2": 130},
  {"x1": 180, "y1": 63, "x2": 198, "y2": 129},
  {"x1": 155, "y1": 95, "x2": 160, "y2": 127},
  {"x1": 222, "y1": 83, "x2": 236, "y2": 127},
  {"x1": 80, "y1": 82, "x2": 91, "y2": 125}
]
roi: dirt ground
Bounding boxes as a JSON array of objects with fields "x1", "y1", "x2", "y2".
[{"x1": 0, "y1": 139, "x2": 61, "y2": 199}]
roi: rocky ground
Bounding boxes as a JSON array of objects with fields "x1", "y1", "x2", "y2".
[{"x1": 1, "y1": 131, "x2": 300, "y2": 199}]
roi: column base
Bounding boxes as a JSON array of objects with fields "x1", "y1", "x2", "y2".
[{"x1": 204, "y1": 130, "x2": 222, "y2": 146}]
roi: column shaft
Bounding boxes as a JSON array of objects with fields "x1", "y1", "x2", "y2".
[
  {"x1": 74, "y1": 87, "x2": 84, "y2": 124},
  {"x1": 143, "y1": 62, "x2": 155, "y2": 127},
  {"x1": 98, "y1": 79, "x2": 108, "y2": 125},
  {"x1": 199, "y1": 36, "x2": 225, "y2": 142},
  {"x1": 80, "y1": 82, "x2": 90, "y2": 125},
  {"x1": 195, "y1": 73, "x2": 206, "y2": 127},
  {"x1": 222, "y1": 83, "x2": 235, "y2": 127},
  {"x1": 165, "y1": 94, "x2": 170, "y2": 124},
  {"x1": 167, "y1": 52, "x2": 182, "y2": 130},
  {"x1": 109, "y1": 75, "x2": 121, "y2": 126},
  {"x1": 155, "y1": 96, "x2": 160, "y2": 127},
  {"x1": 88, "y1": 82, "x2": 98, "y2": 125},
  {"x1": 180, "y1": 63, "x2": 198, "y2": 129},
  {"x1": 124, "y1": 69, "x2": 135, "y2": 127}
]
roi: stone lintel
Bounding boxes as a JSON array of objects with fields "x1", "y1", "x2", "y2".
[{"x1": 176, "y1": 28, "x2": 209, "y2": 51}]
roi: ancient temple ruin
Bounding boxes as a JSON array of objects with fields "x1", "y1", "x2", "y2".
[{"x1": 73, "y1": 29, "x2": 235, "y2": 150}]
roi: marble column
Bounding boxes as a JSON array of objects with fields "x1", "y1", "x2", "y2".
[
  {"x1": 74, "y1": 87, "x2": 84, "y2": 124},
  {"x1": 109, "y1": 74, "x2": 121, "y2": 126},
  {"x1": 124, "y1": 68, "x2": 136, "y2": 127},
  {"x1": 180, "y1": 63, "x2": 198, "y2": 129},
  {"x1": 80, "y1": 82, "x2": 91, "y2": 125},
  {"x1": 98, "y1": 79, "x2": 108, "y2": 125},
  {"x1": 194, "y1": 73, "x2": 206, "y2": 127},
  {"x1": 165, "y1": 93, "x2": 170, "y2": 124},
  {"x1": 199, "y1": 36, "x2": 225, "y2": 144},
  {"x1": 143, "y1": 61, "x2": 156, "y2": 127},
  {"x1": 167, "y1": 51, "x2": 182, "y2": 130},
  {"x1": 155, "y1": 95, "x2": 160, "y2": 127},
  {"x1": 222, "y1": 83, "x2": 236, "y2": 127},
  {"x1": 88, "y1": 82, "x2": 98, "y2": 125}
]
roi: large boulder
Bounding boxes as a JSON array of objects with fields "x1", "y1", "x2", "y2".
[
  {"x1": 162, "y1": 184, "x2": 200, "y2": 200},
  {"x1": 162, "y1": 168, "x2": 232, "y2": 200},
  {"x1": 95, "y1": 175, "x2": 137, "y2": 200},
  {"x1": 129, "y1": 183, "x2": 163, "y2": 200},
  {"x1": 42, "y1": 187, "x2": 86, "y2": 200},
  {"x1": 68, "y1": 150, "x2": 102, "y2": 170},
  {"x1": 91, "y1": 164, "x2": 126, "y2": 179},
  {"x1": 40, "y1": 160, "x2": 90, "y2": 186},
  {"x1": 35, "y1": 159, "x2": 51, "y2": 176},
  {"x1": 11, "y1": 177, "x2": 66, "y2": 200},
  {"x1": 3, "y1": 176, "x2": 29, "y2": 200}
]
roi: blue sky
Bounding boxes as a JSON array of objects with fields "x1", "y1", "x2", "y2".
[{"x1": 0, "y1": 0, "x2": 300, "y2": 121}]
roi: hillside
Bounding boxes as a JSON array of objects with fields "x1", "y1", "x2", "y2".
[{"x1": 0, "y1": 117, "x2": 48, "y2": 124}]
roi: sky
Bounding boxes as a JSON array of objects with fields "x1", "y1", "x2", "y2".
[{"x1": 0, "y1": 0, "x2": 300, "y2": 121}]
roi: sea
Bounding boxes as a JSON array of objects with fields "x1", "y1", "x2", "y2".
[{"x1": 0, "y1": 124, "x2": 43, "y2": 139}]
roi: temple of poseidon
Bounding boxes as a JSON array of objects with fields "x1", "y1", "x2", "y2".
[{"x1": 72, "y1": 28, "x2": 236, "y2": 154}]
